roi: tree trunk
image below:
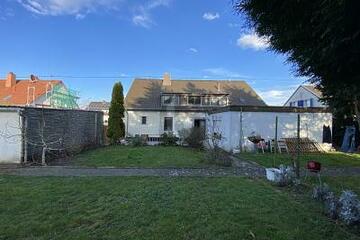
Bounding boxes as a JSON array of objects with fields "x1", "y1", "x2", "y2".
[{"x1": 42, "y1": 147, "x2": 47, "y2": 166}]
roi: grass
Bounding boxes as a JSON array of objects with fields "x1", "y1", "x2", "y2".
[
  {"x1": 304, "y1": 176, "x2": 360, "y2": 195},
  {"x1": 237, "y1": 152, "x2": 360, "y2": 168},
  {"x1": 0, "y1": 176, "x2": 359, "y2": 240},
  {"x1": 73, "y1": 146, "x2": 208, "y2": 168}
]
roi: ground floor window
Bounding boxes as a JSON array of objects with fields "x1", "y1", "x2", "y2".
[
  {"x1": 164, "y1": 117, "x2": 173, "y2": 131},
  {"x1": 194, "y1": 119, "x2": 206, "y2": 128},
  {"x1": 141, "y1": 116, "x2": 147, "y2": 125}
]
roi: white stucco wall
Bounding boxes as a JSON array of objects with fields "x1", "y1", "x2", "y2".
[
  {"x1": 0, "y1": 110, "x2": 22, "y2": 163},
  {"x1": 126, "y1": 111, "x2": 206, "y2": 137},
  {"x1": 285, "y1": 86, "x2": 325, "y2": 107},
  {"x1": 207, "y1": 111, "x2": 332, "y2": 152}
]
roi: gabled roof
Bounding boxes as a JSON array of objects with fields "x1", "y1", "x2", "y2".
[
  {"x1": 125, "y1": 78, "x2": 266, "y2": 109},
  {"x1": 0, "y1": 79, "x2": 62, "y2": 106},
  {"x1": 302, "y1": 85, "x2": 323, "y2": 98},
  {"x1": 87, "y1": 101, "x2": 110, "y2": 111},
  {"x1": 284, "y1": 84, "x2": 323, "y2": 106}
]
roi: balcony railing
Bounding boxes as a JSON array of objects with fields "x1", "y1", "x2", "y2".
[{"x1": 161, "y1": 94, "x2": 229, "y2": 107}]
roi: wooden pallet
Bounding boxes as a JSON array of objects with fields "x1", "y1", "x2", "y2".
[{"x1": 283, "y1": 138, "x2": 322, "y2": 153}]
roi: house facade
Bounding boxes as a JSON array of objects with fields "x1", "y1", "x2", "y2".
[
  {"x1": 207, "y1": 106, "x2": 332, "y2": 152},
  {"x1": 125, "y1": 73, "x2": 266, "y2": 142},
  {"x1": 87, "y1": 101, "x2": 110, "y2": 126},
  {"x1": 284, "y1": 85, "x2": 326, "y2": 108},
  {"x1": 0, "y1": 72, "x2": 79, "y2": 109}
]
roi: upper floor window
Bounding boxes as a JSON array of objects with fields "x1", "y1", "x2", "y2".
[
  {"x1": 162, "y1": 95, "x2": 178, "y2": 105},
  {"x1": 141, "y1": 116, "x2": 147, "y2": 125},
  {"x1": 188, "y1": 96, "x2": 201, "y2": 105}
]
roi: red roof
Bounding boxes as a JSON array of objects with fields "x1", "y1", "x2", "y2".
[{"x1": 0, "y1": 79, "x2": 62, "y2": 106}]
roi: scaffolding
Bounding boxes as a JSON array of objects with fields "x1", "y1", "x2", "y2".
[{"x1": 46, "y1": 83, "x2": 79, "y2": 109}]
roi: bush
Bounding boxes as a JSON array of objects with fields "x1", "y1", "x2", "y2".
[
  {"x1": 204, "y1": 146, "x2": 232, "y2": 167},
  {"x1": 324, "y1": 192, "x2": 339, "y2": 219},
  {"x1": 277, "y1": 165, "x2": 296, "y2": 187},
  {"x1": 178, "y1": 128, "x2": 191, "y2": 146},
  {"x1": 160, "y1": 132, "x2": 178, "y2": 146},
  {"x1": 339, "y1": 190, "x2": 360, "y2": 225},
  {"x1": 312, "y1": 183, "x2": 332, "y2": 202},
  {"x1": 184, "y1": 127, "x2": 206, "y2": 149},
  {"x1": 130, "y1": 135, "x2": 147, "y2": 147}
]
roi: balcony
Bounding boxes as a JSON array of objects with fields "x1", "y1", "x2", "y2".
[{"x1": 161, "y1": 94, "x2": 229, "y2": 107}]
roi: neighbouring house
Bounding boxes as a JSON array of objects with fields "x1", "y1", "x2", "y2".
[
  {"x1": 87, "y1": 101, "x2": 110, "y2": 126},
  {"x1": 0, "y1": 106, "x2": 103, "y2": 164},
  {"x1": 0, "y1": 72, "x2": 79, "y2": 109},
  {"x1": 207, "y1": 106, "x2": 332, "y2": 152},
  {"x1": 284, "y1": 84, "x2": 326, "y2": 108},
  {"x1": 125, "y1": 73, "x2": 266, "y2": 142}
]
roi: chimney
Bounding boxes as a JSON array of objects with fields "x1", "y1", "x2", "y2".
[
  {"x1": 217, "y1": 82, "x2": 221, "y2": 92},
  {"x1": 5, "y1": 72, "x2": 16, "y2": 88},
  {"x1": 163, "y1": 72, "x2": 171, "y2": 86}
]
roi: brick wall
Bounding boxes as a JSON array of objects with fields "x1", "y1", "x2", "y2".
[{"x1": 22, "y1": 107, "x2": 103, "y2": 163}]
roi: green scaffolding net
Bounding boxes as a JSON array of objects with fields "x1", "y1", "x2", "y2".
[{"x1": 48, "y1": 84, "x2": 79, "y2": 109}]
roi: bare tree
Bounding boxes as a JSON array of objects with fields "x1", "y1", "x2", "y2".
[{"x1": 0, "y1": 115, "x2": 65, "y2": 165}]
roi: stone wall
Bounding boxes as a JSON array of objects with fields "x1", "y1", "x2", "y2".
[{"x1": 22, "y1": 107, "x2": 103, "y2": 163}]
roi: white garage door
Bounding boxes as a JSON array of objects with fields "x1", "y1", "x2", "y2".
[{"x1": 0, "y1": 111, "x2": 22, "y2": 163}]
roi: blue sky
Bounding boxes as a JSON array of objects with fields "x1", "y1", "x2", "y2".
[{"x1": 0, "y1": 0, "x2": 305, "y2": 106}]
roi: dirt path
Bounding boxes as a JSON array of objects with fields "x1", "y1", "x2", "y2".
[{"x1": 0, "y1": 165, "x2": 265, "y2": 177}]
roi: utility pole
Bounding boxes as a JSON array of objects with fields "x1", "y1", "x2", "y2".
[{"x1": 296, "y1": 114, "x2": 301, "y2": 178}]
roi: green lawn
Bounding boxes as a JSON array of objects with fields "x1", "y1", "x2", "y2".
[
  {"x1": 304, "y1": 176, "x2": 360, "y2": 196},
  {"x1": 0, "y1": 176, "x2": 359, "y2": 240},
  {"x1": 73, "y1": 146, "x2": 208, "y2": 168},
  {"x1": 237, "y1": 152, "x2": 360, "y2": 168}
]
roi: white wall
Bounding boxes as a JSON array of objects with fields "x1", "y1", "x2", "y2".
[
  {"x1": 126, "y1": 111, "x2": 206, "y2": 137},
  {"x1": 285, "y1": 87, "x2": 325, "y2": 107},
  {"x1": 207, "y1": 111, "x2": 332, "y2": 151},
  {"x1": 0, "y1": 111, "x2": 22, "y2": 163}
]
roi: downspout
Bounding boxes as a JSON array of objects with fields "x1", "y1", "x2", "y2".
[{"x1": 126, "y1": 110, "x2": 129, "y2": 137}]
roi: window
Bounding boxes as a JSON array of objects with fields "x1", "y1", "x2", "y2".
[
  {"x1": 188, "y1": 96, "x2": 201, "y2": 105},
  {"x1": 194, "y1": 119, "x2": 206, "y2": 128},
  {"x1": 310, "y1": 98, "x2": 314, "y2": 107},
  {"x1": 297, "y1": 100, "x2": 304, "y2": 107},
  {"x1": 141, "y1": 116, "x2": 147, "y2": 125},
  {"x1": 289, "y1": 102, "x2": 293, "y2": 107},
  {"x1": 164, "y1": 117, "x2": 173, "y2": 131},
  {"x1": 162, "y1": 95, "x2": 177, "y2": 105}
]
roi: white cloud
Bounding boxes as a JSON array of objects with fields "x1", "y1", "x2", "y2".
[
  {"x1": 257, "y1": 88, "x2": 296, "y2": 106},
  {"x1": 18, "y1": 0, "x2": 122, "y2": 17},
  {"x1": 203, "y1": 68, "x2": 247, "y2": 79},
  {"x1": 237, "y1": 33, "x2": 270, "y2": 50},
  {"x1": 188, "y1": 48, "x2": 198, "y2": 53},
  {"x1": 132, "y1": 0, "x2": 171, "y2": 28},
  {"x1": 202, "y1": 12, "x2": 219, "y2": 21}
]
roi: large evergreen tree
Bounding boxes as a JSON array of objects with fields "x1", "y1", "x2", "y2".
[
  {"x1": 234, "y1": 0, "x2": 360, "y2": 127},
  {"x1": 107, "y1": 82, "x2": 125, "y2": 143}
]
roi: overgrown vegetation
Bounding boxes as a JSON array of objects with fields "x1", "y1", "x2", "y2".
[
  {"x1": 178, "y1": 127, "x2": 206, "y2": 149},
  {"x1": 160, "y1": 132, "x2": 178, "y2": 146},
  {"x1": 0, "y1": 176, "x2": 358, "y2": 240},
  {"x1": 107, "y1": 82, "x2": 125, "y2": 144}
]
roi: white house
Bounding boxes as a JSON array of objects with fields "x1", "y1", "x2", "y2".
[
  {"x1": 124, "y1": 73, "x2": 267, "y2": 142},
  {"x1": 284, "y1": 85, "x2": 326, "y2": 108},
  {"x1": 207, "y1": 106, "x2": 332, "y2": 152},
  {"x1": 87, "y1": 101, "x2": 110, "y2": 126}
]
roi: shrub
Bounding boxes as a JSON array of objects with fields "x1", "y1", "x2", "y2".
[
  {"x1": 339, "y1": 190, "x2": 360, "y2": 225},
  {"x1": 178, "y1": 128, "x2": 191, "y2": 146},
  {"x1": 277, "y1": 165, "x2": 296, "y2": 187},
  {"x1": 312, "y1": 183, "x2": 332, "y2": 202},
  {"x1": 160, "y1": 132, "x2": 178, "y2": 146},
  {"x1": 204, "y1": 146, "x2": 232, "y2": 167},
  {"x1": 130, "y1": 135, "x2": 147, "y2": 147},
  {"x1": 184, "y1": 127, "x2": 206, "y2": 149},
  {"x1": 324, "y1": 192, "x2": 339, "y2": 219}
]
